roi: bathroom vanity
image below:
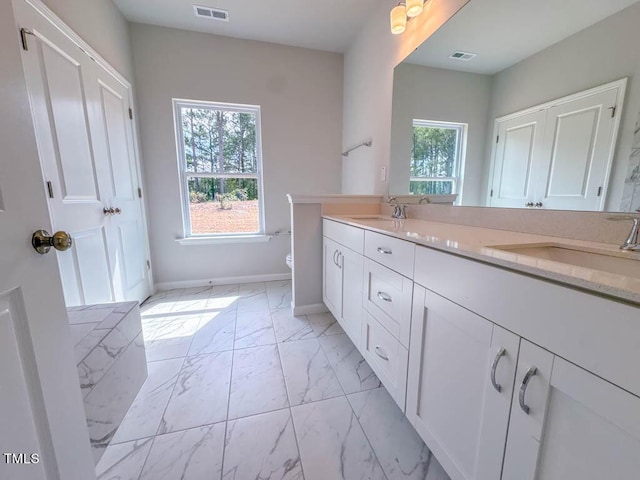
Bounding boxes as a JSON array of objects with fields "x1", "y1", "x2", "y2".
[{"x1": 322, "y1": 215, "x2": 640, "y2": 480}]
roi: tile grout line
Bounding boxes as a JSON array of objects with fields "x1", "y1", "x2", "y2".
[
  {"x1": 134, "y1": 291, "x2": 192, "y2": 480},
  {"x1": 219, "y1": 287, "x2": 240, "y2": 480},
  {"x1": 344, "y1": 389, "x2": 391, "y2": 480}
]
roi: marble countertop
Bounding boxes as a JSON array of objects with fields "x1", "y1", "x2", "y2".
[{"x1": 323, "y1": 215, "x2": 640, "y2": 306}]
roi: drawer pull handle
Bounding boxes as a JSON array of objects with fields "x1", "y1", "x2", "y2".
[
  {"x1": 377, "y1": 291, "x2": 392, "y2": 303},
  {"x1": 519, "y1": 366, "x2": 538, "y2": 415},
  {"x1": 375, "y1": 346, "x2": 389, "y2": 361},
  {"x1": 377, "y1": 247, "x2": 392, "y2": 255},
  {"x1": 490, "y1": 347, "x2": 506, "y2": 393}
]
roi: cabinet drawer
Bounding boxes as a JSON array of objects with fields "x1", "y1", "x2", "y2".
[
  {"x1": 364, "y1": 230, "x2": 415, "y2": 277},
  {"x1": 323, "y1": 219, "x2": 364, "y2": 254},
  {"x1": 362, "y1": 312, "x2": 408, "y2": 411},
  {"x1": 364, "y1": 260, "x2": 412, "y2": 348}
]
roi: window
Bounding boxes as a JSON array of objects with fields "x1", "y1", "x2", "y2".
[
  {"x1": 410, "y1": 120, "x2": 466, "y2": 200},
  {"x1": 174, "y1": 100, "x2": 264, "y2": 237}
]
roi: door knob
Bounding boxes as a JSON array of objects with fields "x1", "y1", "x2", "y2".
[
  {"x1": 103, "y1": 207, "x2": 115, "y2": 216},
  {"x1": 114, "y1": 207, "x2": 121, "y2": 215},
  {"x1": 32, "y1": 230, "x2": 73, "y2": 255}
]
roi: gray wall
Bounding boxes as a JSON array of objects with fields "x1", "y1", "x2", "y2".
[
  {"x1": 484, "y1": 2, "x2": 640, "y2": 210},
  {"x1": 389, "y1": 63, "x2": 492, "y2": 205},
  {"x1": 129, "y1": 23, "x2": 344, "y2": 285},
  {"x1": 40, "y1": 0, "x2": 134, "y2": 80}
]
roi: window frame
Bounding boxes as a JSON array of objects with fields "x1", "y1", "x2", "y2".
[
  {"x1": 173, "y1": 98, "x2": 265, "y2": 239},
  {"x1": 410, "y1": 119, "x2": 467, "y2": 203}
]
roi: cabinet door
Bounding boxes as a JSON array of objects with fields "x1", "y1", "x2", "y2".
[
  {"x1": 489, "y1": 110, "x2": 546, "y2": 208},
  {"x1": 322, "y1": 237, "x2": 342, "y2": 319},
  {"x1": 340, "y1": 246, "x2": 363, "y2": 347},
  {"x1": 503, "y1": 340, "x2": 640, "y2": 480},
  {"x1": 407, "y1": 286, "x2": 519, "y2": 480}
]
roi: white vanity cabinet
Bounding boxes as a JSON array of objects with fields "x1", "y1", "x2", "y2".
[
  {"x1": 322, "y1": 220, "x2": 365, "y2": 347},
  {"x1": 407, "y1": 284, "x2": 520, "y2": 480},
  {"x1": 503, "y1": 340, "x2": 640, "y2": 480}
]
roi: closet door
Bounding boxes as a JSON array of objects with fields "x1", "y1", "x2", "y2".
[
  {"x1": 536, "y1": 88, "x2": 620, "y2": 211},
  {"x1": 21, "y1": 3, "x2": 152, "y2": 305},
  {"x1": 89, "y1": 72, "x2": 151, "y2": 302},
  {"x1": 21, "y1": 11, "x2": 114, "y2": 306},
  {"x1": 489, "y1": 110, "x2": 546, "y2": 208}
]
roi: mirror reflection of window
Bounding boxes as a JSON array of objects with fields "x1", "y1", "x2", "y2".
[{"x1": 410, "y1": 120, "x2": 467, "y2": 203}]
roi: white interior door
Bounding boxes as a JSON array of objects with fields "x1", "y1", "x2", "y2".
[
  {"x1": 537, "y1": 88, "x2": 620, "y2": 211},
  {"x1": 92, "y1": 73, "x2": 151, "y2": 302},
  {"x1": 0, "y1": 2, "x2": 95, "y2": 478},
  {"x1": 18, "y1": 0, "x2": 151, "y2": 305},
  {"x1": 489, "y1": 110, "x2": 546, "y2": 208},
  {"x1": 19, "y1": 5, "x2": 113, "y2": 307}
]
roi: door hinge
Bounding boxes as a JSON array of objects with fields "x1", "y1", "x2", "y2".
[
  {"x1": 128, "y1": 108, "x2": 133, "y2": 120},
  {"x1": 46, "y1": 181, "x2": 54, "y2": 199},
  {"x1": 490, "y1": 189, "x2": 494, "y2": 197},
  {"x1": 20, "y1": 28, "x2": 34, "y2": 51},
  {"x1": 137, "y1": 187, "x2": 142, "y2": 198},
  {"x1": 146, "y1": 260, "x2": 151, "y2": 270},
  {"x1": 496, "y1": 135, "x2": 499, "y2": 144},
  {"x1": 597, "y1": 186, "x2": 603, "y2": 197},
  {"x1": 609, "y1": 106, "x2": 617, "y2": 118}
]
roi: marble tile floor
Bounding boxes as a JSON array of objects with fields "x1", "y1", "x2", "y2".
[{"x1": 96, "y1": 281, "x2": 449, "y2": 480}]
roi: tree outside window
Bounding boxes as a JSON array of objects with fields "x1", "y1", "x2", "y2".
[
  {"x1": 174, "y1": 100, "x2": 264, "y2": 236},
  {"x1": 410, "y1": 120, "x2": 466, "y2": 200}
]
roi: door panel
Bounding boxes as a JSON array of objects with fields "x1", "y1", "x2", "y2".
[
  {"x1": 38, "y1": 39, "x2": 98, "y2": 202},
  {"x1": 407, "y1": 289, "x2": 510, "y2": 480},
  {"x1": 490, "y1": 111, "x2": 546, "y2": 208},
  {"x1": 0, "y1": 293, "x2": 47, "y2": 480},
  {"x1": 23, "y1": 17, "x2": 112, "y2": 306},
  {"x1": 340, "y1": 246, "x2": 363, "y2": 347},
  {"x1": 93, "y1": 74, "x2": 151, "y2": 302},
  {"x1": 72, "y1": 228, "x2": 113, "y2": 305},
  {"x1": 539, "y1": 88, "x2": 619, "y2": 211},
  {"x1": 117, "y1": 221, "x2": 145, "y2": 292},
  {"x1": 323, "y1": 237, "x2": 341, "y2": 318},
  {"x1": 99, "y1": 81, "x2": 134, "y2": 201}
]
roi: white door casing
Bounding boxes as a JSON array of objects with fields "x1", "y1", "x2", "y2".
[
  {"x1": 18, "y1": 0, "x2": 152, "y2": 306},
  {"x1": 0, "y1": 0, "x2": 96, "y2": 478}
]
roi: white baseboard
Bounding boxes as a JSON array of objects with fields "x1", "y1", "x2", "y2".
[
  {"x1": 155, "y1": 273, "x2": 292, "y2": 291},
  {"x1": 292, "y1": 303, "x2": 329, "y2": 316}
]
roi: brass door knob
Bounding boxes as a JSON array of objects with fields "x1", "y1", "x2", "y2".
[{"x1": 32, "y1": 229, "x2": 73, "y2": 255}]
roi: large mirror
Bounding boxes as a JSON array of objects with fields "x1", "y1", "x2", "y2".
[{"x1": 389, "y1": 0, "x2": 640, "y2": 212}]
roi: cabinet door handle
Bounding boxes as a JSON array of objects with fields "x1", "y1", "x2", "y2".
[
  {"x1": 490, "y1": 347, "x2": 506, "y2": 393},
  {"x1": 376, "y1": 291, "x2": 392, "y2": 303},
  {"x1": 377, "y1": 247, "x2": 392, "y2": 255},
  {"x1": 375, "y1": 345, "x2": 389, "y2": 361},
  {"x1": 519, "y1": 366, "x2": 538, "y2": 415},
  {"x1": 337, "y1": 251, "x2": 342, "y2": 270},
  {"x1": 333, "y1": 249, "x2": 339, "y2": 266}
]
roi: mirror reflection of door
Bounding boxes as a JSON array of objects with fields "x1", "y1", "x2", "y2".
[{"x1": 489, "y1": 81, "x2": 624, "y2": 211}]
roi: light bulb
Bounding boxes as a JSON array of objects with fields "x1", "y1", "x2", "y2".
[
  {"x1": 406, "y1": 0, "x2": 424, "y2": 18},
  {"x1": 390, "y1": 5, "x2": 407, "y2": 35}
]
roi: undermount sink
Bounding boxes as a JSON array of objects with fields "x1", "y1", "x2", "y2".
[{"x1": 489, "y1": 243, "x2": 640, "y2": 279}]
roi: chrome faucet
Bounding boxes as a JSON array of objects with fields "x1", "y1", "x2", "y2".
[
  {"x1": 387, "y1": 196, "x2": 407, "y2": 220},
  {"x1": 419, "y1": 196, "x2": 430, "y2": 205},
  {"x1": 621, "y1": 218, "x2": 640, "y2": 251},
  {"x1": 607, "y1": 215, "x2": 640, "y2": 251}
]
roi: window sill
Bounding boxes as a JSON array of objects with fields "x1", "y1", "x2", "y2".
[{"x1": 176, "y1": 234, "x2": 271, "y2": 246}]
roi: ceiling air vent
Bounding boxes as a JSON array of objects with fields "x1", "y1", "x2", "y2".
[
  {"x1": 449, "y1": 51, "x2": 477, "y2": 61},
  {"x1": 193, "y1": 5, "x2": 229, "y2": 21}
]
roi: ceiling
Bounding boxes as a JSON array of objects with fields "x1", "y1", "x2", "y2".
[
  {"x1": 113, "y1": 0, "x2": 379, "y2": 53},
  {"x1": 405, "y1": 0, "x2": 640, "y2": 75}
]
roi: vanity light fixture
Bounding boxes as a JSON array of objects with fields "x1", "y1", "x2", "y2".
[{"x1": 390, "y1": 0, "x2": 427, "y2": 35}]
